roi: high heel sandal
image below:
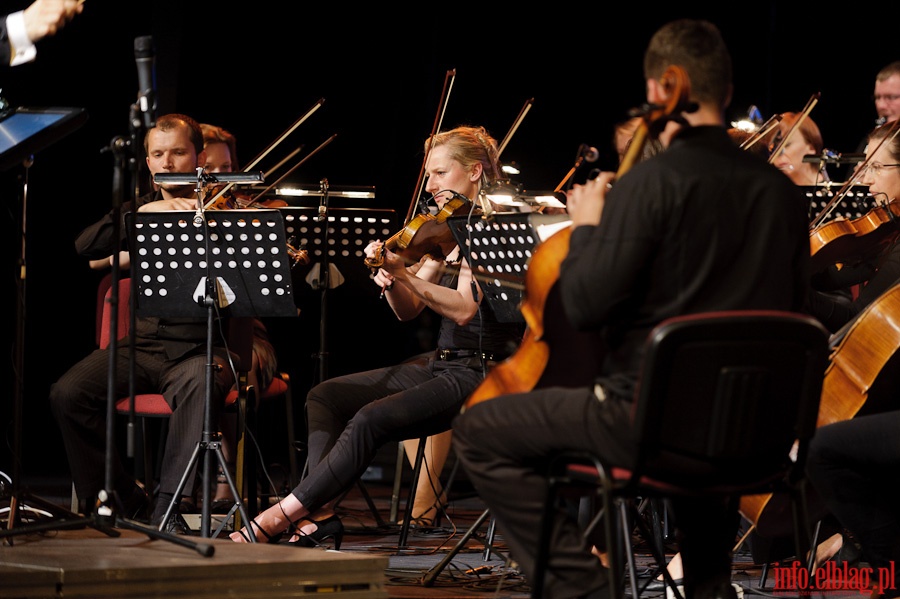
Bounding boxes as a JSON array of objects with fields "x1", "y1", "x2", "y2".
[
  {"x1": 287, "y1": 514, "x2": 344, "y2": 550},
  {"x1": 239, "y1": 518, "x2": 283, "y2": 544}
]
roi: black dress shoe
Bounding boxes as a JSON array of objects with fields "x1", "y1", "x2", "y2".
[
  {"x1": 157, "y1": 512, "x2": 191, "y2": 535},
  {"x1": 117, "y1": 482, "x2": 151, "y2": 521},
  {"x1": 643, "y1": 576, "x2": 683, "y2": 591}
]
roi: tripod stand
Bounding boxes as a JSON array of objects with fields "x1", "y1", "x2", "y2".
[{"x1": 130, "y1": 202, "x2": 296, "y2": 538}]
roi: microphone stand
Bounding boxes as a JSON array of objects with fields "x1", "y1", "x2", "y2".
[
  {"x1": 1, "y1": 101, "x2": 213, "y2": 556},
  {"x1": 310, "y1": 178, "x2": 332, "y2": 385},
  {"x1": 93, "y1": 105, "x2": 215, "y2": 555}
]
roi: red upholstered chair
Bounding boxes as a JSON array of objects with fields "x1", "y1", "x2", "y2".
[
  {"x1": 97, "y1": 274, "x2": 175, "y2": 499},
  {"x1": 531, "y1": 311, "x2": 830, "y2": 599}
]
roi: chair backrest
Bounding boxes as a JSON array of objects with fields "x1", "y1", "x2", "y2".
[
  {"x1": 628, "y1": 310, "x2": 830, "y2": 491},
  {"x1": 99, "y1": 274, "x2": 132, "y2": 349}
]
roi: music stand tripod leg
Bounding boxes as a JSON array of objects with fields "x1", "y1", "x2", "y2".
[{"x1": 421, "y1": 507, "x2": 494, "y2": 587}]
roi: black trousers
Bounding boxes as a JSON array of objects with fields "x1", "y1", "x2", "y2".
[
  {"x1": 292, "y1": 356, "x2": 485, "y2": 512},
  {"x1": 49, "y1": 340, "x2": 233, "y2": 504},
  {"x1": 807, "y1": 410, "x2": 900, "y2": 571},
  {"x1": 454, "y1": 385, "x2": 740, "y2": 599}
]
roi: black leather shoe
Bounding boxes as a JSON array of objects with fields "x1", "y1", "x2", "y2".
[
  {"x1": 643, "y1": 576, "x2": 683, "y2": 591},
  {"x1": 158, "y1": 512, "x2": 191, "y2": 535},
  {"x1": 117, "y1": 482, "x2": 151, "y2": 522}
]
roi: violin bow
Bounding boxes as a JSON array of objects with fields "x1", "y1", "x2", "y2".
[
  {"x1": 497, "y1": 98, "x2": 534, "y2": 157},
  {"x1": 740, "y1": 113, "x2": 783, "y2": 151},
  {"x1": 249, "y1": 134, "x2": 338, "y2": 203},
  {"x1": 767, "y1": 92, "x2": 820, "y2": 164},
  {"x1": 204, "y1": 98, "x2": 325, "y2": 209},
  {"x1": 404, "y1": 69, "x2": 456, "y2": 226}
]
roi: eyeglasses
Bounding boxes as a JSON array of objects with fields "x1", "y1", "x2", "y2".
[
  {"x1": 863, "y1": 163, "x2": 900, "y2": 175},
  {"x1": 873, "y1": 94, "x2": 900, "y2": 102}
]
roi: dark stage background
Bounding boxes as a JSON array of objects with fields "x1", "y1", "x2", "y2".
[{"x1": 1, "y1": 3, "x2": 894, "y2": 485}]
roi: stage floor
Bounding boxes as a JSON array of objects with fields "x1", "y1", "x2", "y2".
[{"x1": 1, "y1": 475, "x2": 866, "y2": 599}]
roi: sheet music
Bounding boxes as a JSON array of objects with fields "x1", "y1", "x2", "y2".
[{"x1": 533, "y1": 218, "x2": 572, "y2": 242}]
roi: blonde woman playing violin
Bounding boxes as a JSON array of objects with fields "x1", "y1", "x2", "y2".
[{"x1": 230, "y1": 125, "x2": 523, "y2": 547}]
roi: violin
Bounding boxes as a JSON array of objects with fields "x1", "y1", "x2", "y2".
[
  {"x1": 364, "y1": 193, "x2": 472, "y2": 270},
  {"x1": 204, "y1": 185, "x2": 310, "y2": 268},
  {"x1": 365, "y1": 69, "x2": 458, "y2": 275},
  {"x1": 206, "y1": 187, "x2": 289, "y2": 210},
  {"x1": 809, "y1": 200, "x2": 900, "y2": 272},
  {"x1": 807, "y1": 119, "x2": 900, "y2": 271}
]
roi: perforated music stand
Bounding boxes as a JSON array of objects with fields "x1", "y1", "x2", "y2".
[
  {"x1": 279, "y1": 206, "x2": 398, "y2": 284},
  {"x1": 802, "y1": 184, "x2": 875, "y2": 224},
  {"x1": 447, "y1": 212, "x2": 571, "y2": 323},
  {"x1": 125, "y1": 208, "x2": 296, "y2": 538},
  {"x1": 127, "y1": 209, "x2": 296, "y2": 318}
]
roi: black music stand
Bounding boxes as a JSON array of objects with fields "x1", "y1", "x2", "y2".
[
  {"x1": 1, "y1": 107, "x2": 89, "y2": 542},
  {"x1": 279, "y1": 206, "x2": 397, "y2": 382},
  {"x1": 802, "y1": 184, "x2": 875, "y2": 224},
  {"x1": 447, "y1": 212, "x2": 571, "y2": 323},
  {"x1": 280, "y1": 206, "x2": 398, "y2": 283},
  {"x1": 126, "y1": 209, "x2": 296, "y2": 538}
]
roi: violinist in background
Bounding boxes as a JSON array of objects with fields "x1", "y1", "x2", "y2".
[
  {"x1": 805, "y1": 123, "x2": 900, "y2": 572},
  {"x1": 453, "y1": 19, "x2": 809, "y2": 599},
  {"x1": 769, "y1": 112, "x2": 831, "y2": 186},
  {"x1": 807, "y1": 121, "x2": 900, "y2": 334},
  {"x1": 230, "y1": 125, "x2": 524, "y2": 547},
  {"x1": 843, "y1": 62, "x2": 900, "y2": 182}
]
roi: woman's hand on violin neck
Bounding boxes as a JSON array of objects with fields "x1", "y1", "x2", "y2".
[
  {"x1": 364, "y1": 240, "x2": 383, "y2": 256},
  {"x1": 566, "y1": 172, "x2": 612, "y2": 227}
]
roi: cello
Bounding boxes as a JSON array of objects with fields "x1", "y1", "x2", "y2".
[
  {"x1": 463, "y1": 65, "x2": 694, "y2": 411},
  {"x1": 739, "y1": 282, "x2": 900, "y2": 538}
]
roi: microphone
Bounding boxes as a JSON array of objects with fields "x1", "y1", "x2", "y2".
[{"x1": 134, "y1": 36, "x2": 157, "y2": 130}]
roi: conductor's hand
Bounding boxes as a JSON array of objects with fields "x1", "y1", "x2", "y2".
[
  {"x1": 138, "y1": 197, "x2": 197, "y2": 212},
  {"x1": 566, "y1": 172, "x2": 613, "y2": 227},
  {"x1": 23, "y1": 0, "x2": 83, "y2": 43}
]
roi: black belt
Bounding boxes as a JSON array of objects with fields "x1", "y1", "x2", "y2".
[{"x1": 435, "y1": 348, "x2": 498, "y2": 361}]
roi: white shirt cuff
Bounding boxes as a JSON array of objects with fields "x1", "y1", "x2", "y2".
[{"x1": 7, "y1": 11, "x2": 37, "y2": 66}]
